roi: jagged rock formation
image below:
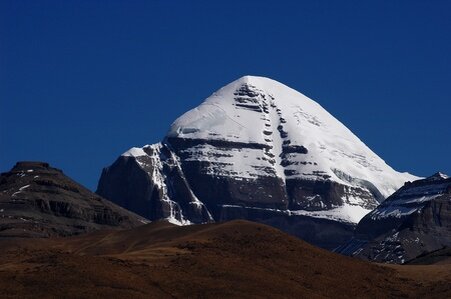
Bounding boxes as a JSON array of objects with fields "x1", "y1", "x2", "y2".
[
  {"x1": 97, "y1": 76, "x2": 417, "y2": 249},
  {"x1": 337, "y1": 172, "x2": 451, "y2": 263},
  {"x1": 0, "y1": 161, "x2": 148, "y2": 238}
]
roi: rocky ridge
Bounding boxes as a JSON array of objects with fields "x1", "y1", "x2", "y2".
[
  {"x1": 0, "y1": 161, "x2": 147, "y2": 238},
  {"x1": 337, "y1": 172, "x2": 451, "y2": 263}
]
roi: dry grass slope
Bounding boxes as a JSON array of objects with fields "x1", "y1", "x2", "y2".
[{"x1": 0, "y1": 220, "x2": 449, "y2": 298}]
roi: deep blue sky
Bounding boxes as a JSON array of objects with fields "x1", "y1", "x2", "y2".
[{"x1": 1, "y1": 1, "x2": 450, "y2": 190}]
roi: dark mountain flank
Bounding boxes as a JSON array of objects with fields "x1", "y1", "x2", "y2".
[
  {"x1": 337, "y1": 172, "x2": 451, "y2": 263},
  {"x1": 0, "y1": 161, "x2": 147, "y2": 238}
]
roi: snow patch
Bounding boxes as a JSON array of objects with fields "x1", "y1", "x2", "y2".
[
  {"x1": 221, "y1": 203, "x2": 370, "y2": 224},
  {"x1": 370, "y1": 178, "x2": 449, "y2": 220},
  {"x1": 19, "y1": 185, "x2": 30, "y2": 191},
  {"x1": 291, "y1": 204, "x2": 371, "y2": 224},
  {"x1": 12, "y1": 184, "x2": 30, "y2": 197},
  {"x1": 122, "y1": 147, "x2": 147, "y2": 157}
]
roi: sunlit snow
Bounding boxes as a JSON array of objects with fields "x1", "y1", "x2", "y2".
[{"x1": 121, "y1": 76, "x2": 420, "y2": 224}]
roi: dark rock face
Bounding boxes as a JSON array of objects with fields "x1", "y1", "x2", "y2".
[
  {"x1": 406, "y1": 247, "x2": 451, "y2": 264},
  {"x1": 167, "y1": 137, "x2": 289, "y2": 211},
  {"x1": 337, "y1": 173, "x2": 451, "y2": 263},
  {"x1": 97, "y1": 144, "x2": 213, "y2": 225},
  {"x1": 0, "y1": 162, "x2": 147, "y2": 238},
  {"x1": 97, "y1": 143, "x2": 357, "y2": 249}
]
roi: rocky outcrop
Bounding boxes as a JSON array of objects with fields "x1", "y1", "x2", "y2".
[
  {"x1": 97, "y1": 76, "x2": 417, "y2": 249},
  {"x1": 0, "y1": 161, "x2": 148, "y2": 238},
  {"x1": 97, "y1": 144, "x2": 213, "y2": 225},
  {"x1": 337, "y1": 172, "x2": 451, "y2": 263}
]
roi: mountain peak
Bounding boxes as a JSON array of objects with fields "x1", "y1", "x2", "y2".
[
  {"x1": 425, "y1": 172, "x2": 449, "y2": 181},
  {"x1": 11, "y1": 161, "x2": 52, "y2": 172},
  {"x1": 101, "y1": 77, "x2": 419, "y2": 238},
  {"x1": 236, "y1": 75, "x2": 265, "y2": 83},
  {"x1": 166, "y1": 76, "x2": 418, "y2": 200},
  {"x1": 234, "y1": 75, "x2": 281, "y2": 86},
  {"x1": 220, "y1": 75, "x2": 303, "y2": 101}
]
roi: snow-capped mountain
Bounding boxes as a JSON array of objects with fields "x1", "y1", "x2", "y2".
[
  {"x1": 337, "y1": 172, "x2": 451, "y2": 263},
  {"x1": 97, "y1": 76, "x2": 417, "y2": 249}
]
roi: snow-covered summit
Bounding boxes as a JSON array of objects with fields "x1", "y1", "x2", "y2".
[
  {"x1": 168, "y1": 75, "x2": 328, "y2": 144},
  {"x1": 99, "y1": 76, "x2": 421, "y2": 248},
  {"x1": 167, "y1": 75, "x2": 418, "y2": 199}
]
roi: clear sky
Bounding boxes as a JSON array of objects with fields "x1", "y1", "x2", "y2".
[{"x1": 1, "y1": 1, "x2": 450, "y2": 190}]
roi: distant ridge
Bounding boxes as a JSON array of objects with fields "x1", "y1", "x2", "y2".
[
  {"x1": 0, "y1": 161, "x2": 148, "y2": 238},
  {"x1": 337, "y1": 173, "x2": 451, "y2": 263}
]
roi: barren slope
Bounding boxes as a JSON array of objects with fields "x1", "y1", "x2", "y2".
[{"x1": 0, "y1": 220, "x2": 449, "y2": 298}]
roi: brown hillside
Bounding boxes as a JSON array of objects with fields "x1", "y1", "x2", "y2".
[{"x1": 0, "y1": 220, "x2": 449, "y2": 298}]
